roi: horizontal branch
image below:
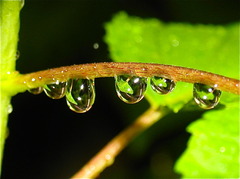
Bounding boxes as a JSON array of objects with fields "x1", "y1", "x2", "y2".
[{"x1": 9, "y1": 62, "x2": 240, "y2": 94}]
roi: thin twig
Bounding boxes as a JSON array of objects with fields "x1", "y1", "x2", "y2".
[
  {"x1": 6, "y1": 62, "x2": 240, "y2": 94},
  {"x1": 71, "y1": 107, "x2": 167, "y2": 179}
]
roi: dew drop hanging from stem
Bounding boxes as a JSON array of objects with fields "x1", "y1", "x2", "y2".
[
  {"x1": 66, "y1": 78, "x2": 96, "y2": 113},
  {"x1": 115, "y1": 75, "x2": 147, "y2": 104},
  {"x1": 43, "y1": 80, "x2": 67, "y2": 99},
  {"x1": 150, "y1": 76, "x2": 175, "y2": 95},
  {"x1": 193, "y1": 83, "x2": 221, "y2": 109}
]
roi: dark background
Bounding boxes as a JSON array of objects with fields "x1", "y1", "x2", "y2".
[{"x1": 2, "y1": 0, "x2": 239, "y2": 179}]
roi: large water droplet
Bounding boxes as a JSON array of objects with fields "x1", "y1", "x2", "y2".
[
  {"x1": 115, "y1": 75, "x2": 147, "y2": 104},
  {"x1": 66, "y1": 78, "x2": 95, "y2": 113},
  {"x1": 28, "y1": 87, "x2": 43, "y2": 95},
  {"x1": 193, "y1": 83, "x2": 221, "y2": 109},
  {"x1": 150, "y1": 76, "x2": 175, "y2": 94},
  {"x1": 43, "y1": 80, "x2": 67, "y2": 99}
]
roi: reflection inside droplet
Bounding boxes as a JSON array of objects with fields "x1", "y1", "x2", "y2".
[
  {"x1": 43, "y1": 80, "x2": 67, "y2": 99},
  {"x1": 28, "y1": 87, "x2": 43, "y2": 95},
  {"x1": 193, "y1": 83, "x2": 221, "y2": 109},
  {"x1": 150, "y1": 76, "x2": 175, "y2": 94},
  {"x1": 115, "y1": 75, "x2": 147, "y2": 104},
  {"x1": 66, "y1": 78, "x2": 95, "y2": 113}
]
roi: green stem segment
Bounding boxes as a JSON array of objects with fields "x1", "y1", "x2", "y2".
[{"x1": 0, "y1": 0, "x2": 24, "y2": 175}]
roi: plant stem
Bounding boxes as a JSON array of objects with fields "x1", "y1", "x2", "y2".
[
  {"x1": 0, "y1": 0, "x2": 23, "y2": 176},
  {"x1": 71, "y1": 107, "x2": 167, "y2": 179},
  {"x1": 8, "y1": 62, "x2": 240, "y2": 95}
]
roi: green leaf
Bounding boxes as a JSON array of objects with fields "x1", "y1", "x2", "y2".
[
  {"x1": 175, "y1": 102, "x2": 240, "y2": 178},
  {"x1": 0, "y1": 0, "x2": 23, "y2": 175},
  {"x1": 104, "y1": 12, "x2": 239, "y2": 178},
  {"x1": 104, "y1": 12, "x2": 239, "y2": 112}
]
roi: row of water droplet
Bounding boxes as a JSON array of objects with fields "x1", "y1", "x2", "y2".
[{"x1": 28, "y1": 75, "x2": 221, "y2": 113}]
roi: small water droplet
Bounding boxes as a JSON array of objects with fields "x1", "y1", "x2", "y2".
[
  {"x1": 28, "y1": 87, "x2": 43, "y2": 95},
  {"x1": 43, "y1": 80, "x2": 67, "y2": 99},
  {"x1": 193, "y1": 83, "x2": 221, "y2": 109},
  {"x1": 93, "y1": 43, "x2": 99, "y2": 49},
  {"x1": 219, "y1": 146, "x2": 226, "y2": 153},
  {"x1": 115, "y1": 75, "x2": 147, "y2": 104},
  {"x1": 171, "y1": 39, "x2": 179, "y2": 47},
  {"x1": 15, "y1": 50, "x2": 20, "y2": 59},
  {"x1": 66, "y1": 78, "x2": 95, "y2": 113},
  {"x1": 21, "y1": 0, "x2": 25, "y2": 8},
  {"x1": 105, "y1": 154, "x2": 114, "y2": 166},
  {"x1": 150, "y1": 76, "x2": 175, "y2": 94},
  {"x1": 7, "y1": 104, "x2": 13, "y2": 114}
]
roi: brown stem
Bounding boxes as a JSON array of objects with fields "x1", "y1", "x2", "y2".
[
  {"x1": 11, "y1": 62, "x2": 240, "y2": 94},
  {"x1": 71, "y1": 107, "x2": 166, "y2": 179}
]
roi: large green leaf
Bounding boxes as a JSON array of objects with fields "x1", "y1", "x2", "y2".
[
  {"x1": 175, "y1": 102, "x2": 239, "y2": 178},
  {"x1": 104, "y1": 12, "x2": 239, "y2": 178},
  {"x1": 104, "y1": 12, "x2": 239, "y2": 112}
]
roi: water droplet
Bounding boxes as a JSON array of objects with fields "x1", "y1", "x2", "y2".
[
  {"x1": 21, "y1": 0, "x2": 25, "y2": 8},
  {"x1": 15, "y1": 50, "x2": 20, "y2": 59},
  {"x1": 105, "y1": 154, "x2": 114, "y2": 166},
  {"x1": 66, "y1": 78, "x2": 95, "y2": 113},
  {"x1": 150, "y1": 76, "x2": 175, "y2": 94},
  {"x1": 8, "y1": 104, "x2": 13, "y2": 114},
  {"x1": 171, "y1": 39, "x2": 179, "y2": 47},
  {"x1": 93, "y1": 43, "x2": 99, "y2": 49},
  {"x1": 193, "y1": 83, "x2": 221, "y2": 109},
  {"x1": 28, "y1": 87, "x2": 43, "y2": 95},
  {"x1": 43, "y1": 80, "x2": 67, "y2": 99},
  {"x1": 213, "y1": 84, "x2": 219, "y2": 88},
  {"x1": 115, "y1": 75, "x2": 147, "y2": 104},
  {"x1": 219, "y1": 146, "x2": 226, "y2": 153}
]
